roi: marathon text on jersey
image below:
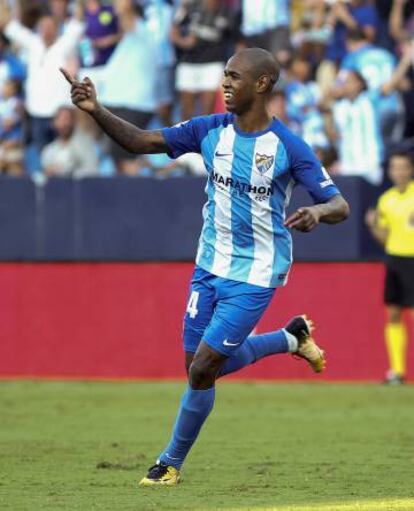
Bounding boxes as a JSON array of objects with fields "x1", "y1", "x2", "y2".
[{"x1": 211, "y1": 171, "x2": 274, "y2": 197}]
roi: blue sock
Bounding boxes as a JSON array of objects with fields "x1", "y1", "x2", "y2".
[
  {"x1": 219, "y1": 329, "x2": 290, "y2": 377},
  {"x1": 158, "y1": 386, "x2": 215, "y2": 469}
]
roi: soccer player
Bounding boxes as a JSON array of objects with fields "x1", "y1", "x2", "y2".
[
  {"x1": 61, "y1": 47, "x2": 349, "y2": 485},
  {"x1": 365, "y1": 152, "x2": 414, "y2": 385}
]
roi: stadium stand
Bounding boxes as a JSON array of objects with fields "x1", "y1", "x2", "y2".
[{"x1": 0, "y1": 0, "x2": 413, "y2": 179}]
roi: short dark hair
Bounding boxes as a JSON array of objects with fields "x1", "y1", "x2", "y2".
[
  {"x1": 240, "y1": 48, "x2": 281, "y2": 93},
  {"x1": 346, "y1": 27, "x2": 367, "y2": 42}
]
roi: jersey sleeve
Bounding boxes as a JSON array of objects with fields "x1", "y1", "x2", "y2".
[
  {"x1": 161, "y1": 116, "x2": 209, "y2": 159},
  {"x1": 285, "y1": 133, "x2": 341, "y2": 203}
]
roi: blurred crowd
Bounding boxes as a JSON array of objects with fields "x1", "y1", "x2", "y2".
[{"x1": 0, "y1": 0, "x2": 414, "y2": 183}]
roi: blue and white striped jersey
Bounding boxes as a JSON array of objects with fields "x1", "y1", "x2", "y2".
[
  {"x1": 285, "y1": 81, "x2": 329, "y2": 150},
  {"x1": 333, "y1": 92, "x2": 384, "y2": 185},
  {"x1": 340, "y1": 45, "x2": 400, "y2": 115},
  {"x1": 162, "y1": 114, "x2": 340, "y2": 288}
]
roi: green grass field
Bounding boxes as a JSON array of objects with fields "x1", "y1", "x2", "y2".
[{"x1": 1, "y1": 381, "x2": 414, "y2": 511}]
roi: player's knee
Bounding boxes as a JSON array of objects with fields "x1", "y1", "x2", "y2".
[
  {"x1": 188, "y1": 361, "x2": 216, "y2": 389},
  {"x1": 387, "y1": 307, "x2": 402, "y2": 323}
]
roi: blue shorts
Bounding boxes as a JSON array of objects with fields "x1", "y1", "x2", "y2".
[{"x1": 183, "y1": 266, "x2": 276, "y2": 356}]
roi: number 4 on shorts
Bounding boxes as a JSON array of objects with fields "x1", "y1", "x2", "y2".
[{"x1": 186, "y1": 291, "x2": 199, "y2": 319}]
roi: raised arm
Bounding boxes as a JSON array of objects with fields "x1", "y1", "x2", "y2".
[
  {"x1": 328, "y1": 0, "x2": 376, "y2": 41},
  {"x1": 284, "y1": 194, "x2": 350, "y2": 233},
  {"x1": 0, "y1": 0, "x2": 11, "y2": 28},
  {"x1": 390, "y1": 0, "x2": 408, "y2": 42},
  {"x1": 0, "y1": 0, "x2": 37, "y2": 50},
  {"x1": 60, "y1": 69, "x2": 169, "y2": 154},
  {"x1": 381, "y1": 41, "x2": 413, "y2": 96}
]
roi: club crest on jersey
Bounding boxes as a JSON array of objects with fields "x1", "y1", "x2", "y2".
[{"x1": 255, "y1": 153, "x2": 274, "y2": 174}]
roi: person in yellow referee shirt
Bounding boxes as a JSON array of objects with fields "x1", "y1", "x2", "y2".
[{"x1": 366, "y1": 152, "x2": 414, "y2": 384}]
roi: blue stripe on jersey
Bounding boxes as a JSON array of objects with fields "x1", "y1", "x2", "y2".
[
  {"x1": 270, "y1": 144, "x2": 292, "y2": 287},
  {"x1": 197, "y1": 125, "x2": 225, "y2": 271},
  {"x1": 228, "y1": 135, "x2": 256, "y2": 282}
]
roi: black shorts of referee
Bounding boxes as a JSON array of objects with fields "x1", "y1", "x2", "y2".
[{"x1": 384, "y1": 255, "x2": 414, "y2": 307}]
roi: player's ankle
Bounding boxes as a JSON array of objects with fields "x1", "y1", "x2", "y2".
[{"x1": 283, "y1": 329, "x2": 298, "y2": 353}]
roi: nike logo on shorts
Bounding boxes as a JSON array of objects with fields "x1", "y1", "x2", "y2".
[
  {"x1": 215, "y1": 151, "x2": 231, "y2": 157},
  {"x1": 223, "y1": 339, "x2": 240, "y2": 347}
]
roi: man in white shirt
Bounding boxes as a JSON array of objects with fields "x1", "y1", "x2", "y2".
[
  {"x1": 0, "y1": 0, "x2": 84, "y2": 169},
  {"x1": 41, "y1": 106, "x2": 98, "y2": 177}
]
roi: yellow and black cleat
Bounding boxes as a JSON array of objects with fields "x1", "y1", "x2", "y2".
[
  {"x1": 139, "y1": 463, "x2": 181, "y2": 486},
  {"x1": 287, "y1": 315, "x2": 326, "y2": 373}
]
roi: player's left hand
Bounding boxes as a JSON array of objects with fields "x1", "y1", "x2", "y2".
[{"x1": 284, "y1": 207, "x2": 321, "y2": 232}]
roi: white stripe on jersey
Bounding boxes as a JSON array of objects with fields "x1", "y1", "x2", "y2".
[
  {"x1": 333, "y1": 95, "x2": 382, "y2": 185},
  {"x1": 247, "y1": 131, "x2": 278, "y2": 287},
  {"x1": 210, "y1": 125, "x2": 236, "y2": 277}
]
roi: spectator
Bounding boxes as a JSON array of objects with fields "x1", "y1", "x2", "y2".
[
  {"x1": 329, "y1": 45, "x2": 412, "y2": 184},
  {"x1": 340, "y1": 28, "x2": 404, "y2": 144},
  {"x1": 285, "y1": 54, "x2": 329, "y2": 150},
  {"x1": 151, "y1": 152, "x2": 206, "y2": 178},
  {"x1": 0, "y1": 33, "x2": 25, "y2": 92},
  {"x1": 0, "y1": 77, "x2": 24, "y2": 175},
  {"x1": 40, "y1": 106, "x2": 98, "y2": 177},
  {"x1": 325, "y1": 0, "x2": 379, "y2": 63},
  {"x1": 240, "y1": 0, "x2": 291, "y2": 64},
  {"x1": 268, "y1": 89, "x2": 292, "y2": 124},
  {"x1": 98, "y1": 0, "x2": 157, "y2": 174},
  {"x1": 291, "y1": 0, "x2": 331, "y2": 64},
  {"x1": 330, "y1": 70, "x2": 384, "y2": 184},
  {"x1": 365, "y1": 152, "x2": 414, "y2": 385},
  {"x1": 145, "y1": 0, "x2": 176, "y2": 126},
  {"x1": 78, "y1": 0, "x2": 120, "y2": 92},
  {"x1": 267, "y1": 88, "x2": 303, "y2": 135},
  {"x1": 171, "y1": 0, "x2": 239, "y2": 120},
  {"x1": 0, "y1": 0, "x2": 84, "y2": 170}
]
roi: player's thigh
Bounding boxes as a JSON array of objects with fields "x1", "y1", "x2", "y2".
[
  {"x1": 202, "y1": 282, "x2": 275, "y2": 357},
  {"x1": 398, "y1": 257, "x2": 414, "y2": 308},
  {"x1": 384, "y1": 258, "x2": 402, "y2": 307},
  {"x1": 183, "y1": 268, "x2": 216, "y2": 355},
  {"x1": 385, "y1": 256, "x2": 414, "y2": 308}
]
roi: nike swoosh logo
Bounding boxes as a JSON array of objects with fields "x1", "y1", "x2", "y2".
[
  {"x1": 223, "y1": 340, "x2": 240, "y2": 347},
  {"x1": 215, "y1": 151, "x2": 231, "y2": 157}
]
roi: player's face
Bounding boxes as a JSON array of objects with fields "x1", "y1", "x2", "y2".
[
  {"x1": 222, "y1": 56, "x2": 257, "y2": 115},
  {"x1": 388, "y1": 156, "x2": 413, "y2": 187}
]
